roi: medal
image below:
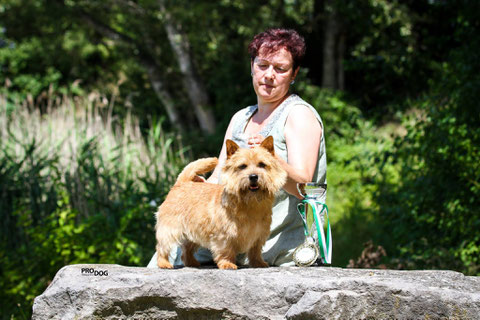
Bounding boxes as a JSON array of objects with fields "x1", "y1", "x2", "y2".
[{"x1": 293, "y1": 236, "x2": 319, "y2": 266}]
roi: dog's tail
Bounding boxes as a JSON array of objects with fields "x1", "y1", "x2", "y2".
[{"x1": 174, "y1": 157, "x2": 219, "y2": 186}]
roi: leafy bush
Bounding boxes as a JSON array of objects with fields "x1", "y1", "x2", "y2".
[
  {"x1": 375, "y1": 16, "x2": 480, "y2": 275},
  {"x1": 376, "y1": 100, "x2": 480, "y2": 274},
  {"x1": 0, "y1": 93, "x2": 190, "y2": 319}
]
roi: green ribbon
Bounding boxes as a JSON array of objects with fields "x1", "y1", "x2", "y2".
[{"x1": 297, "y1": 197, "x2": 332, "y2": 264}]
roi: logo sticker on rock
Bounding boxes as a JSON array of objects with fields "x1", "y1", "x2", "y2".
[{"x1": 81, "y1": 268, "x2": 108, "y2": 276}]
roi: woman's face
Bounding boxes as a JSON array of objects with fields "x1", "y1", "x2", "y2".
[{"x1": 251, "y1": 46, "x2": 299, "y2": 106}]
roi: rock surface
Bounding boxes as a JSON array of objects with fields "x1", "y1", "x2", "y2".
[{"x1": 33, "y1": 264, "x2": 480, "y2": 319}]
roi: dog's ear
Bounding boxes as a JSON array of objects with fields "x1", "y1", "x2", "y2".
[
  {"x1": 226, "y1": 139, "x2": 240, "y2": 159},
  {"x1": 260, "y1": 136, "x2": 275, "y2": 156}
]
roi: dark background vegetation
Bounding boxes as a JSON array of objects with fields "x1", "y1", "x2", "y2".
[{"x1": 1, "y1": 0, "x2": 479, "y2": 318}]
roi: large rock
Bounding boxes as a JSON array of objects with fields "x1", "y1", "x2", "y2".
[{"x1": 32, "y1": 264, "x2": 480, "y2": 319}]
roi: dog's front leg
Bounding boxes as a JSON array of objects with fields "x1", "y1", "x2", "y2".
[
  {"x1": 247, "y1": 241, "x2": 269, "y2": 268},
  {"x1": 213, "y1": 248, "x2": 238, "y2": 270}
]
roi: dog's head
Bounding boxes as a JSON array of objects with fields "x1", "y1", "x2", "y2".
[{"x1": 221, "y1": 136, "x2": 287, "y2": 201}]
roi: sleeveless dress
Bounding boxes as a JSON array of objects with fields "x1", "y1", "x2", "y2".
[{"x1": 147, "y1": 94, "x2": 327, "y2": 267}]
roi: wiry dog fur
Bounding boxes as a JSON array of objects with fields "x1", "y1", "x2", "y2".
[{"x1": 155, "y1": 136, "x2": 287, "y2": 269}]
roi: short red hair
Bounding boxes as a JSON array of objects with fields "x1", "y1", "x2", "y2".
[{"x1": 248, "y1": 28, "x2": 306, "y2": 70}]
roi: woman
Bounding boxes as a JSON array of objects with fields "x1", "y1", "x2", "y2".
[{"x1": 147, "y1": 28, "x2": 326, "y2": 267}]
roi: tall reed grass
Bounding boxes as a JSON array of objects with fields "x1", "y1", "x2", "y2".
[
  {"x1": 0, "y1": 90, "x2": 190, "y2": 319},
  {"x1": 1, "y1": 91, "x2": 189, "y2": 213}
]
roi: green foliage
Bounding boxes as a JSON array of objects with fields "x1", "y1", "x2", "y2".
[
  {"x1": 374, "y1": 4, "x2": 480, "y2": 275},
  {"x1": 376, "y1": 102, "x2": 480, "y2": 274},
  {"x1": 1, "y1": 0, "x2": 442, "y2": 127},
  {"x1": 0, "y1": 94, "x2": 189, "y2": 319},
  {"x1": 0, "y1": 0, "x2": 156, "y2": 121}
]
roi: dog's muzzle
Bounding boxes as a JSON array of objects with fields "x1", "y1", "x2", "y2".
[{"x1": 248, "y1": 174, "x2": 259, "y2": 191}]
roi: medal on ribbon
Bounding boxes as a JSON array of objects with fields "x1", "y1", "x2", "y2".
[{"x1": 293, "y1": 183, "x2": 332, "y2": 267}]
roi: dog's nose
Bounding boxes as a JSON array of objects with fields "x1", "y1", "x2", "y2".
[{"x1": 249, "y1": 174, "x2": 258, "y2": 183}]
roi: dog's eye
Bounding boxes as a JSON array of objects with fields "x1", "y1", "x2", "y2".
[
  {"x1": 258, "y1": 162, "x2": 267, "y2": 168},
  {"x1": 238, "y1": 164, "x2": 247, "y2": 170}
]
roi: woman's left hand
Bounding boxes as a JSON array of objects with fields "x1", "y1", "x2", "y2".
[{"x1": 247, "y1": 134, "x2": 265, "y2": 148}]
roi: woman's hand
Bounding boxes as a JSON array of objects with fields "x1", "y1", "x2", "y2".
[{"x1": 246, "y1": 134, "x2": 265, "y2": 148}]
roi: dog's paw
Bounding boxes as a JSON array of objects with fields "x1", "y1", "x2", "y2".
[
  {"x1": 250, "y1": 260, "x2": 269, "y2": 268},
  {"x1": 217, "y1": 261, "x2": 238, "y2": 270},
  {"x1": 157, "y1": 259, "x2": 174, "y2": 269},
  {"x1": 184, "y1": 259, "x2": 201, "y2": 268}
]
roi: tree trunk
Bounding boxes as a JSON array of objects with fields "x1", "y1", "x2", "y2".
[
  {"x1": 322, "y1": 2, "x2": 344, "y2": 90},
  {"x1": 337, "y1": 31, "x2": 346, "y2": 90},
  {"x1": 139, "y1": 54, "x2": 186, "y2": 132},
  {"x1": 322, "y1": 4, "x2": 337, "y2": 89},
  {"x1": 159, "y1": 0, "x2": 216, "y2": 134},
  {"x1": 75, "y1": 8, "x2": 187, "y2": 131}
]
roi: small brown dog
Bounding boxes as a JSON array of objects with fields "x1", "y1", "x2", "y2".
[{"x1": 155, "y1": 136, "x2": 287, "y2": 269}]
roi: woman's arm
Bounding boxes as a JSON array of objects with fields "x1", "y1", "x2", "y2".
[
  {"x1": 246, "y1": 105, "x2": 321, "y2": 198},
  {"x1": 279, "y1": 105, "x2": 321, "y2": 198}
]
